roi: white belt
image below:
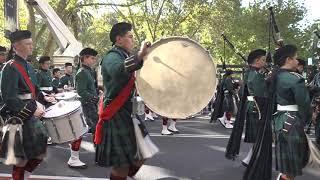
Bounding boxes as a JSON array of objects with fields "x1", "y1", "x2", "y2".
[
  {"x1": 277, "y1": 104, "x2": 298, "y2": 111},
  {"x1": 17, "y1": 93, "x2": 33, "y2": 100},
  {"x1": 247, "y1": 96, "x2": 254, "y2": 101},
  {"x1": 40, "y1": 87, "x2": 53, "y2": 91}
]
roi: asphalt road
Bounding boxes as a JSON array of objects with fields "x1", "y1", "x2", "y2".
[{"x1": 0, "y1": 114, "x2": 319, "y2": 180}]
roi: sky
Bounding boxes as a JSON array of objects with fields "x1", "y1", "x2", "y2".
[{"x1": 242, "y1": 0, "x2": 320, "y2": 24}]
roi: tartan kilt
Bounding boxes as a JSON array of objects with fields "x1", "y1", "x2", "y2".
[
  {"x1": 274, "y1": 112, "x2": 309, "y2": 177},
  {"x1": 315, "y1": 116, "x2": 320, "y2": 145},
  {"x1": 23, "y1": 117, "x2": 48, "y2": 159},
  {"x1": 81, "y1": 102, "x2": 98, "y2": 133},
  {"x1": 95, "y1": 101, "x2": 138, "y2": 168},
  {"x1": 222, "y1": 93, "x2": 236, "y2": 113},
  {"x1": 244, "y1": 101, "x2": 259, "y2": 143}
]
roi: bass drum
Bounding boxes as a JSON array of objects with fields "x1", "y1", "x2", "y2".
[{"x1": 136, "y1": 37, "x2": 217, "y2": 119}]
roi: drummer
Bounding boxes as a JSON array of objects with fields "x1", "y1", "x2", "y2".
[
  {"x1": 0, "y1": 30, "x2": 55, "y2": 179},
  {"x1": 36, "y1": 56, "x2": 53, "y2": 94},
  {"x1": 52, "y1": 67, "x2": 62, "y2": 93},
  {"x1": 75, "y1": 48, "x2": 99, "y2": 132},
  {"x1": 59, "y1": 62, "x2": 74, "y2": 90},
  {"x1": 95, "y1": 22, "x2": 151, "y2": 179}
]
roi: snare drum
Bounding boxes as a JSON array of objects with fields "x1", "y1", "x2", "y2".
[
  {"x1": 54, "y1": 91, "x2": 78, "y2": 101},
  {"x1": 42, "y1": 101, "x2": 88, "y2": 144}
]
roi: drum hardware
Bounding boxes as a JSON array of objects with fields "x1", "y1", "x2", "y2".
[
  {"x1": 67, "y1": 115, "x2": 77, "y2": 139},
  {"x1": 42, "y1": 101, "x2": 88, "y2": 144},
  {"x1": 50, "y1": 118, "x2": 61, "y2": 142},
  {"x1": 80, "y1": 112, "x2": 86, "y2": 127}
]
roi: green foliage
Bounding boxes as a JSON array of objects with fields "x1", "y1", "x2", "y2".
[
  {"x1": 0, "y1": 0, "x2": 29, "y2": 48},
  {"x1": 0, "y1": 0, "x2": 318, "y2": 67}
]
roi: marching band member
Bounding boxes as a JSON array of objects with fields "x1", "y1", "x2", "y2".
[
  {"x1": 225, "y1": 49, "x2": 268, "y2": 166},
  {"x1": 36, "y1": 56, "x2": 53, "y2": 94},
  {"x1": 0, "y1": 46, "x2": 6, "y2": 70},
  {"x1": 76, "y1": 47, "x2": 99, "y2": 133},
  {"x1": 296, "y1": 58, "x2": 306, "y2": 75},
  {"x1": 65, "y1": 48, "x2": 99, "y2": 169},
  {"x1": 244, "y1": 45, "x2": 311, "y2": 180},
  {"x1": 94, "y1": 22, "x2": 150, "y2": 180},
  {"x1": 216, "y1": 69, "x2": 237, "y2": 128},
  {"x1": 0, "y1": 30, "x2": 55, "y2": 180},
  {"x1": 59, "y1": 62, "x2": 74, "y2": 90},
  {"x1": 0, "y1": 46, "x2": 7, "y2": 105},
  {"x1": 243, "y1": 49, "x2": 268, "y2": 166},
  {"x1": 308, "y1": 62, "x2": 320, "y2": 146},
  {"x1": 161, "y1": 117, "x2": 179, "y2": 135},
  {"x1": 51, "y1": 67, "x2": 62, "y2": 93}
]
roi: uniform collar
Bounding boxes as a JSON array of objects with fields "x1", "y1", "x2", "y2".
[
  {"x1": 82, "y1": 64, "x2": 92, "y2": 70},
  {"x1": 114, "y1": 45, "x2": 130, "y2": 57},
  {"x1": 279, "y1": 68, "x2": 295, "y2": 73},
  {"x1": 14, "y1": 55, "x2": 27, "y2": 64}
]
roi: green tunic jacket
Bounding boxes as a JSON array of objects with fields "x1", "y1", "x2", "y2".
[
  {"x1": 1, "y1": 55, "x2": 46, "y2": 119},
  {"x1": 101, "y1": 46, "x2": 143, "y2": 108},
  {"x1": 223, "y1": 76, "x2": 235, "y2": 94},
  {"x1": 75, "y1": 65, "x2": 98, "y2": 103},
  {"x1": 52, "y1": 78, "x2": 60, "y2": 89},
  {"x1": 36, "y1": 69, "x2": 53, "y2": 90},
  {"x1": 59, "y1": 74, "x2": 74, "y2": 88},
  {"x1": 274, "y1": 70, "x2": 311, "y2": 130},
  {"x1": 247, "y1": 67, "x2": 267, "y2": 98}
]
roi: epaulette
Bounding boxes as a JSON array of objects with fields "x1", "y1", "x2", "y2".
[{"x1": 289, "y1": 71, "x2": 304, "y2": 79}]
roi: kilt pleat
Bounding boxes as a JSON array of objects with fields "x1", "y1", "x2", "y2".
[
  {"x1": 274, "y1": 112, "x2": 309, "y2": 176},
  {"x1": 95, "y1": 102, "x2": 138, "y2": 167},
  {"x1": 222, "y1": 93, "x2": 236, "y2": 113},
  {"x1": 23, "y1": 117, "x2": 48, "y2": 159},
  {"x1": 81, "y1": 102, "x2": 98, "y2": 133},
  {"x1": 244, "y1": 101, "x2": 259, "y2": 143},
  {"x1": 315, "y1": 117, "x2": 320, "y2": 145}
]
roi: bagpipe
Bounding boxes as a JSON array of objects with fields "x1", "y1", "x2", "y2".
[
  {"x1": 244, "y1": 7, "x2": 320, "y2": 180},
  {"x1": 243, "y1": 6, "x2": 283, "y2": 180},
  {"x1": 210, "y1": 34, "x2": 246, "y2": 123}
]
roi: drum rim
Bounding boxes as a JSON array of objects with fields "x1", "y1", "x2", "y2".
[
  {"x1": 43, "y1": 106, "x2": 81, "y2": 119},
  {"x1": 54, "y1": 92, "x2": 77, "y2": 100},
  {"x1": 135, "y1": 36, "x2": 217, "y2": 119},
  {"x1": 43, "y1": 101, "x2": 82, "y2": 119}
]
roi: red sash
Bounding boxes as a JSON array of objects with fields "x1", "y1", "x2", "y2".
[
  {"x1": 11, "y1": 61, "x2": 36, "y2": 99},
  {"x1": 94, "y1": 75, "x2": 135, "y2": 144}
]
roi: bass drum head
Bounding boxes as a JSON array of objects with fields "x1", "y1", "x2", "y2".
[{"x1": 136, "y1": 37, "x2": 216, "y2": 119}]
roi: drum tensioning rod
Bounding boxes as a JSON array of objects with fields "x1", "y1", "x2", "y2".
[
  {"x1": 80, "y1": 112, "x2": 88, "y2": 128},
  {"x1": 51, "y1": 118, "x2": 61, "y2": 142},
  {"x1": 67, "y1": 114, "x2": 77, "y2": 139}
]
